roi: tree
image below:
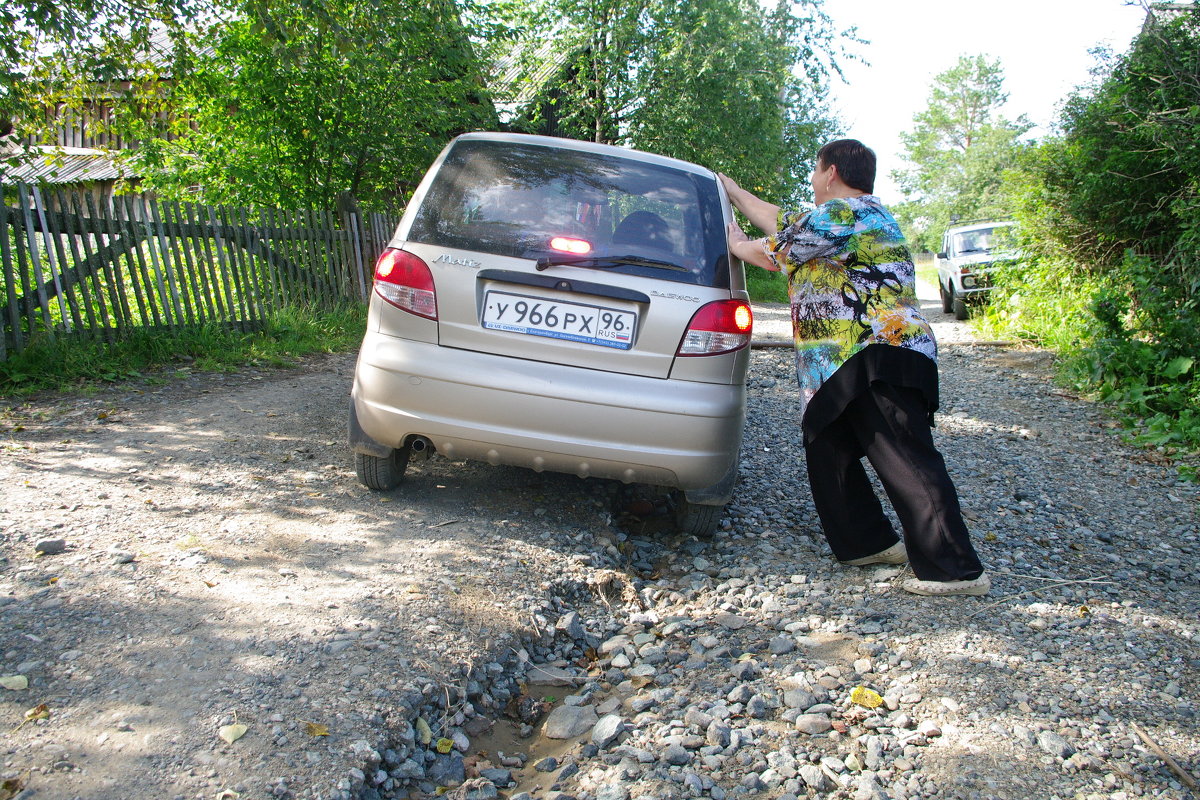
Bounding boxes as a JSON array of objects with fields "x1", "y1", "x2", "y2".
[
  {"x1": 128, "y1": 0, "x2": 497, "y2": 211},
  {"x1": 0, "y1": 0, "x2": 210, "y2": 140},
  {"x1": 498, "y1": 0, "x2": 847, "y2": 210},
  {"x1": 891, "y1": 55, "x2": 1031, "y2": 251}
]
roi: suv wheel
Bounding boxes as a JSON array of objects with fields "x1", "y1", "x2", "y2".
[
  {"x1": 675, "y1": 495, "x2": 722, "y2": 539},
  {"x1": 355, "y1": 446, "x2": 411, "y2": 490},
  {"x1": 939, "y1": 280, "x2": 953, "y2": 314},
  {"x1": 952, "y1": 292, "x2": 970, "y2": 321}
]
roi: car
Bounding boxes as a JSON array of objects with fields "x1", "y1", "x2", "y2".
[
  {"x1": 348, "y1": 132, "x2": 752, "y2": 537},
  {"x1": 935, "y1": 220, "x2": 1017, "y2": 320}
]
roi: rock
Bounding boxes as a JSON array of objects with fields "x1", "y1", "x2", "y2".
[
  {"x1": 784, "y1": 689, "x2": 818, "y2": 709},
  {"x1": 109, "y1": 549, "x2": 136, "y2": 564},
  {"x1": 706, "y1": 720, "x2": 732, "y2": 748},
  {"x1": 794, "y1": 714, "x2": 832, "y2": 735},
  {"x1": 768, "y1": 636, "x2": 795, "y2": 654},
  {"x1": 591, "y1": 714, "x2": 624, "y2": 748},
  {"x1": 662, "y1": 744, "x2": 691, "y2": 766},
  {"x1": 526, "y1": 664, "x2": 581, "y2": 687},
  {"x1": 533, "y1": 757, "x2": 558, "y2": 773},
  {"x1": 799, "y1": 764, "x2": 832, "y2": 791},
  {"x1": 1037, "y1": 730, "x2": 1075, "y2": 759},
  {"x1": 478, "y1": 767, "x2": 512, "y2": 787},
  {"x1": 714, "y1": 613, "x2": 749, "y2": 630},
  {"x1": 595, "y1": 786, "x2": 630, "y2": 800},
  {"x1": 426, "y1": 753, "x2": 465, "y2": 787},
  {"x1": 556, "y1": 612, "x2": 584, "y2": 639},
  {"x1": 34, "y1": 538, "x2": 67, "y2": 555},
  {"x1": 917, "y1": 720, "x2": 941, "y2": 737},
  {"x1": 542, "y1": 705, "x2": 598, "y2": 739}
]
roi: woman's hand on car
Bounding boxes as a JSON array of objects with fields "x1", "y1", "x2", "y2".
[{"x1": 727, "y1": 221, "x2": 779, "y2": 272}]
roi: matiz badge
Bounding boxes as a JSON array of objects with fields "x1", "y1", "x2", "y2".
[{"x1": 434, "y1": 254, "x2": 481, "y2": 268}]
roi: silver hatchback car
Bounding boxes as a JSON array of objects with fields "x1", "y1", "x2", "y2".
[{"x1": 349, "y1": 133, "x2": 751, "y2": 536}]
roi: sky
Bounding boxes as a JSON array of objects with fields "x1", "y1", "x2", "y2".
[{"x1": 820, "y1": 0, "x2": 1150, "y2": 201}]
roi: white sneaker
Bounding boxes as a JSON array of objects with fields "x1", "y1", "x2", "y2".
[
  {"x1": 839, "y1": 541, "x2": 908, "y2": 566},
  {"x1": 901, "y1": 572, "x2": 991, "y2": 597}
]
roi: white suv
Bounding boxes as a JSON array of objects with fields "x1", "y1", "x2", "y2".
[{"x1": 935, "y1": 221, "x2": 1017, "y2": 319}]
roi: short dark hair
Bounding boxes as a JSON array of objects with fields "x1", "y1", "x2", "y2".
[{"x1": 817, "y1": 139, "x2": 876, "y2": 194}]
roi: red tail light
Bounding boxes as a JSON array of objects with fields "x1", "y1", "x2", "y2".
[
  {"x1": 373, "y1": 248, "x2": 437, "y2": 319},
  {"x1": 677, "y1": 300, "x2": 753, "y2": 356}
]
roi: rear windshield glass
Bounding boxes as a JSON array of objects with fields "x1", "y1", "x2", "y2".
[{"x1": 408, "y1": 139, "x2": 729, "y2": 288}]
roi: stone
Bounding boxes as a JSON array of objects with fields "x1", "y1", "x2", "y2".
[
  {"x1": 591, "y1": 714, "x2": 624, "y2": 748},
  {"x1": 426, "y1": 753, "x2": 465, "y2": 787},
  {"x1": 662, "y1": 744, "x2": 692, "y2": 766},
  {"x1": 595, "y1": 786, "x2": 630, "y2": 800},
  {"x1": 769, "y1": 636, "x2": 795, "y2": 655},
  {"x1": 794, "y1": 714, "x2": 833, "y2": 735},
  {"x1": 706, "y1": 720, "x2": 732, "y2": 748},
  {"x1": 556, "y1": 612, "x2": 584, "y2": 639},
  {"x1": 714, "y1": 613, "x2": 749, "y2": 630},
  {"x1": 1037, "y1": 730, "x2": 1075, "y2": 759},
  {"x1": 526, "y1": 664, "x2": 581, "y2": 687},
  {"x1": 542, "y1": 705, "x2": 598, "y2": 739},
  {"x1": 35, "y1": 538, "x2": 67, "y2": 555},
  {"x1": 783, "y1": 689, "x2": 817, "y2": 709},
  {"x1": 799, "y1": 764, "x2": 832, "y2": 791}
]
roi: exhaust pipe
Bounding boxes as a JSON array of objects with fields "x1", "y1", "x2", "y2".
[{"x1": 408, "y1": 435, "x2": 434, "y2": 461}]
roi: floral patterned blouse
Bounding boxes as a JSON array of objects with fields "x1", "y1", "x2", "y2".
[{"x1": 762, "y1": 195, "x2": 938, "y2": 424}]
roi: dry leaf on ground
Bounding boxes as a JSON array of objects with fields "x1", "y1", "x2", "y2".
[{"x1": 218, "y1": 723, "x2": 248, "y2": 744}]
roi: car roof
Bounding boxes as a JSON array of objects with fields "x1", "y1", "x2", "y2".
[
  {"x1": 454, "y1": 132, "x2": 716, "y2": 180},
  {"x1": 947, "y1": 221, "x2": 1014, "y2": 234}
]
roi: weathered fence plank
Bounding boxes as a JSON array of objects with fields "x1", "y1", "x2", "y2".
[{"x1": 1, "y1": 183, "x2": 399, "y2": 360}]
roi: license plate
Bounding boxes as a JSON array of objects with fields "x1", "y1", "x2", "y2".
[{"x1": 482, "y1": 291, "x2": 636, "y2": 349}]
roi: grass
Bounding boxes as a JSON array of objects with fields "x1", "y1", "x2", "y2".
[
  {"x1": 745, "y1": 267, "x2": 788, "y2": 303},
  {"x1": 913, "y1": 252, "x2": 938, "y2": 291},
  {"x1": 0, "y1": 303, "x2": 367, "y2": 398}
]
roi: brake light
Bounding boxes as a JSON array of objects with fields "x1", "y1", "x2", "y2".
[
  {"x1": 677, "y1": 300, "x2": 753, "y2": 356},
  {"x1": 373, "y1": 248, "x2": 437, "y2": 319},
  {"x1": 549, "y1": 236, "x2": 592, "y2": 255}
]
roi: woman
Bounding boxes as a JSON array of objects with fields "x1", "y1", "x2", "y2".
[{"x1": 720, "y1": 139, "x2": 989, "y2": 596}]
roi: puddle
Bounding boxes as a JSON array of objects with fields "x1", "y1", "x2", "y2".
[{"x1": 466, "y1": 682, "x2": 592, "y2": 796}]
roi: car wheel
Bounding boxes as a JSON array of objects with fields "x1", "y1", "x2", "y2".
[
  {"x1": 355, "y1": 446, "x2": 411, "y2": 490},
  {"x1": 952, "y1": 293, "x2": 970, "y2": 320},
  {"x1": 675, "y1": 496, "x2": 722, "y2": 539},
  {"x1": 939, "y1": 280, "x2": 953, "y2": 314}
]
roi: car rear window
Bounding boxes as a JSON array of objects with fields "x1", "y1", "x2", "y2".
[{"x1": 408, "y1": 139, "x2": 730, "y2": 288}]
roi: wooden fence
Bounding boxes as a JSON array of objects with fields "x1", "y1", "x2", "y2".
[{"x1": 0, "y1": 182, "x2": 400, "y2": 361}]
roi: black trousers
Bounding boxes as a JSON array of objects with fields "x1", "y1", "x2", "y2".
[{"x1": 804, "y1": 381, "x2": 984, "y2": 582}]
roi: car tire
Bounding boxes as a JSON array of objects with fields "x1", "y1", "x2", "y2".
[
  {"x1": 355, "y1": 447, "x2": 411, "y2": 490},
  {"x1": 675, "y1": 496, "x2": 722, "y2": 539},
  {"x1": 951, "y1": 291, "x2": 970, "y2": 320},
  {"x1": 939, "y1": 280, "x2": 953, "y2": 314}
]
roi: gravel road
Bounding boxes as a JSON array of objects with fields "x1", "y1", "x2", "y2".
[{"x1": 0, "y1": 284, "x2": 1197, "y2": 800}]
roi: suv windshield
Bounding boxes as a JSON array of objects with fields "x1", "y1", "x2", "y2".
[
  {"x1": 952, "y1": 225, "x2": 1015, "y2": 256},
  {"x1": 408, "y1": 139, "x2": 729, "y2": 288}
]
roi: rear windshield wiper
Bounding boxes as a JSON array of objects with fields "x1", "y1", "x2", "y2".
[{"x1": 535, "y1": 254, "x2": 690, "y2": 273}]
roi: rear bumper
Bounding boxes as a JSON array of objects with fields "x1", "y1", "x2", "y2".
[{"x1": 351, "y1": 332, "x2": 745, "y2": 493}]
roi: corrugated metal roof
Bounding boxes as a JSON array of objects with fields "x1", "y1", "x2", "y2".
[{"x1": 1, "y1": 146, "x2": 129, "y2": 184}]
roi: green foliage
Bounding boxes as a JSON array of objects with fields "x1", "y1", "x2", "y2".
[
  {"x1": 1, "y1": 0, "x2": 208, "y2": 148},
  {"x1": 498, "y1": 0, "x2": 847, "y2": 210},
  {"x1": 0, "y1": 303, "x2": 366, "y2": 397},
  {"x1": 891, "y1": 55, "x2": 1031, "y2": 252},
  {"x1": 746, "y1": 268, "x2": 788, "y2": 304},
  {"x1": 126, "y1": 0, "x2": 496, "y2": 211},
  {"x1": 983, "y1": 8, "x2": 1200, "y2": 470}
]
